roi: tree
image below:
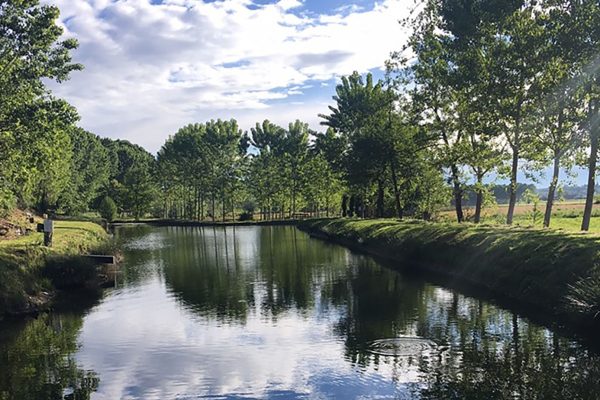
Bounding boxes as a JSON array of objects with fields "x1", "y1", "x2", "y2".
[
  {"x1": 101, "y1": 139, "x2": 157, "y2": 217},
  {"x1": 320, "y1": 72, "x2": 392, "y2": 218},
  {"x1": 394, "y1": 5, "x2": 468, "y2": 222},
  {"x1": 544, "y1": 0, "x2": 600, "y2": 231},
  {"x1": 60, "y1": 128, "x2": 111, "y2": 214},
  {"x1": 282, "y1": 120, "x2": 310, "y2": 217},
  {"x1": 98, "y1": 196, "x2": 117, "y2": 222},
  {"x1": 157, "y1": 123, "x2": 210, "y2": 220},
  {"x1": 122, "y1": 165, "x2": 156, "y2": 220},
  {"x1": 0, "y1": 0, "x2": 82, "y2": 214},
  {"x1": 487, "y1": 7, "x2": 548, "y2": 224},
  {"x1": 204, "y1": 119, "x2": 246, "y2": 221}
]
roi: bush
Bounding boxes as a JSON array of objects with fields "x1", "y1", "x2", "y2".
[
  {"x1": 239, "y1": 211, "x2": 253, "y2": 221},
  {"x1": 98, "y1": 196, "x2": 117, "y2": 222},
  {"x1": 0, "y1": 187, "x2": 16, "y2": 218}
]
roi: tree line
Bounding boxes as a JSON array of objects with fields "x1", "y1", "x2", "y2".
[
  {"x1": 2, "y1": 0, "x2": 600, "y2": 231},
  {"x1": 390, "y1": 0, "x2": 600, "y2": 230}
]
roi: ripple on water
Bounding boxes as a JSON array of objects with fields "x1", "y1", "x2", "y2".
[{"x1": 366, "y1": 337, "x2": 438, "y2": 357}]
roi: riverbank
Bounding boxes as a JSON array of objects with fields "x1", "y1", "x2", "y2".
[
  {"x1": 298, "y1": 218, "x2": 600, "y2": 329},
  {"x1": 112, "y1": 218, "x2": 306, "y2": 227},
  {"x1": 0, "y1": 219, "x2": 111, "y2": 318}
]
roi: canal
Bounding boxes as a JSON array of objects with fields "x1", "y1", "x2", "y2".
[{"x1": 1, "y1": 225, "x2": 599, "y2": 399}]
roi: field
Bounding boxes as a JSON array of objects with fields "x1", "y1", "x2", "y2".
[{"x1": 440, "y1": 200, "x2": 600, "y2": 232}]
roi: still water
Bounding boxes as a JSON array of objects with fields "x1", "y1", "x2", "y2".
[{"x1": 1, "y1": 225, "x2": 600, "y2": 399}]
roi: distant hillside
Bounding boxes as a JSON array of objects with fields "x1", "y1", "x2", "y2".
[{"x1": 535, "y1": 184, "x2": 600, "y2": 201}]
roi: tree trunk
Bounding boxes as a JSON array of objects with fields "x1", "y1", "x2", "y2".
[
  {"x1": 474, "y1": 174, "x2": 483, "y2": 224},
  {"x1": 390, "y1": 163, "x2": 403, "y2": 219},
  {"x1": 506, "y1": 108, "x2": 523, "y2": 225},
  {"x1": 211, "y1": 193, "x2": 216, "y2": 222},
  {"x1": 194, "y1": 186, "x2": 198, "y2": 220},
  {"x1": 506, "y1": 146, "x2": 519, "y2": 225},
  {"x1": 544, "y1": 153, "x2": 560, "y2": 228},
  {"x1": 200, "y1": 194, "x2": 204, "y2": 221},
  {"x1": 292, "y1": 184, "x2": 296, "y2": 219},
  {"x1": 450, "y1": 164, "x2": 464, "y2": 223},
  {"x1": 376, "y1": 178, "x2": 384, "y2": 218},
  {"x1": 582, "y1": 99, "x2": 599, "y2": 231},
  {"x1": 222, "y1": 192, "x2": 226, "y2": 222}
]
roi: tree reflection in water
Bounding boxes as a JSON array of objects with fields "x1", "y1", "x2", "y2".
[
  {"x1": 22, "y1": 224, "x2": 597, "y2": 400},
  {"x1": 0, "y1": 314, "x2": 98, "y2": 400},
  {"x1": 154, "y1": 225, "x2": 600, "y2": 399},
  {"x1": 333, "y1": 259, "x2": 600, "y2": 399}
]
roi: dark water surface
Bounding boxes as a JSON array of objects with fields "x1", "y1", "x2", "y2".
[{"x1": 1, "y1": 225, "x2": 600, "y2": 399}]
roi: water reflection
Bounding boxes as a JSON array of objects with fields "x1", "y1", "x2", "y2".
[
  {"x1": 1, "y1": 225, "x2": 600, "y2": 399},
  {"x1": 0, "y1": 314, "x2": 98, "y2": 399}
]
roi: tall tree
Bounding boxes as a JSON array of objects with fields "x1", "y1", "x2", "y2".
[
  {"x1": 0, "y1": 0, "x2": 82, "y2": 214},
  {"x1": 545, "y1": 0, "x2": 600, "y2": 231},
  {"x1": 320, "y1": 72, "x2": 391, "y2": 217},
  {"x1": 60, "y1": 128, "x2": 111, "y2": 214},
  {"x1": 394, "y1": 4, "x2": 467, "y2": 222},
  {"x1": 488, "y1": 7, "x2": 547, "y2": 224}
]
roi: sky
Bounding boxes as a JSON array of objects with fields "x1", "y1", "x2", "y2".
[{"x1": 46, "y1": 0, "x2": 415, "y2": 153}]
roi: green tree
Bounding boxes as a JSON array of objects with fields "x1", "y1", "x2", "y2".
[
  {"x1": 320, "y1": 72, "x2": 392, "y2": 218},
  {"x1": 487, "y1": 7, "x2": 549, "y2": 224},
  {"x1": 282, "y1": 120, "x2": 310, "y2": 217},
  {"x1": 394, "y1": 8, "x2": 468, "y2": 222},
  {"x1": 544, "y1": 0, "x2": 600, "y2": 231},
  {"x1": 101, "y1": 139, "x2": 157, "y2": 217},
  {"x1": 60, "y1": 128, "x2": 111, "y2": 214},
  {"x1": 0, "y1": 0, "x2": 82, "y2": 214},
  {"x1": 98, "y1": 196, "x2": 117, "y2": 222},
  {"x1": 122, "y1": 165, "x2": 157, "y2": 220}
]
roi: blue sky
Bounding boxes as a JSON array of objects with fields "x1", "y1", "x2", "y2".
[
  {"x1": 45, "y1": 0, "x2": 584, "y2": 187},
  {"x1": 46, "y1": 0, "x2": 409, "y2": 152}
]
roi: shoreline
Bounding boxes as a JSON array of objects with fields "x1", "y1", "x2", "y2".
[
  {"x1": 0, "y1": 220, "x2": 113, "y2": 319},
  {"x1": 111, "y1": 218, "x2": 314, "y2": 227},
  {"x1": 298, "y1": 218, "x2": 600, "y2": 332}
]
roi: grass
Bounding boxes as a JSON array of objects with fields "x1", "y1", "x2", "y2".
[
  {"x1": 0, "y1": 219, "x2": 109, "y2": 317},
  {"x1": 439, "y1": 201, "x2": 600, "y2": 232},
  {"x1": 0, "y1": 220, "x2": 107, "y2": 254},
  {"x1": 299, "y1": 218, "x2": 600, "y2": 328}
]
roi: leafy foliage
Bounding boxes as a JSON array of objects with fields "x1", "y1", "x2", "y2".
[{"x1": 97, "y1": 196, "x2": 117, "y2": 222}]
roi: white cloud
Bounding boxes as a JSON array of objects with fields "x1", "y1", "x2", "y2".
[{"x1": 45, "y1": 0, "x2": 412, "y2": 152}]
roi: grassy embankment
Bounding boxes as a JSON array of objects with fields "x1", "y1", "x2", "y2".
[
  {"x1": 0, "y1": 217, "x2": 110, "y2": 317},
  {"x1": 299, "y1": 218, "x2": 600, "y2": 328}
]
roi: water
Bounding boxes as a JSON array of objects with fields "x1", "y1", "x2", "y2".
[{"x1": 1, "y1": 225, "x2": 600, "y2": 399}]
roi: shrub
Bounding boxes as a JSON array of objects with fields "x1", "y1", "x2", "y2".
[
  {"x1": 239, "y1": 211, "x2": 253, "y2": 221},
  {"x1": 0, "y1": 187, "x2": 16, "y2": 218},
  {"x1": 98, "y1": 196, "x2": 117, "y2": 222}
]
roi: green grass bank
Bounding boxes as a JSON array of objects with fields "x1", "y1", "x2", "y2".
[
  {"x1": 298, "y1": 218, "x2": 600, "y2": 328},
  {"x1": 0, "y1": 220, "x2": 111, "y2": 318}
]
